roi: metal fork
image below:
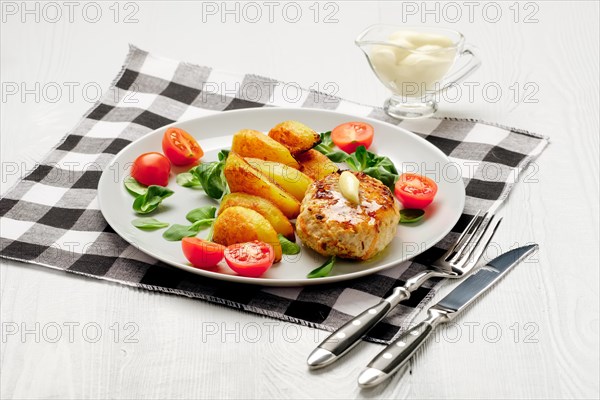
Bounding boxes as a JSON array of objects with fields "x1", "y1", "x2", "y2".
[{"x1": 307, "y1": 211, "x2": 502, "y2": 369}]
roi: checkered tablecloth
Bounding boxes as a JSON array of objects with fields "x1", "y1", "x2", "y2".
[{"x1": 0, "y1": 45, "x2": 548, "y2": 344}]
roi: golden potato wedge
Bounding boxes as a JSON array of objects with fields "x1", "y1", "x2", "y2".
[
  {"x1": 212, "y1": 206, "x2": 282, "y2": 263},
  {"x1": 245, "y1": 158, "x2": 313, "y2": 201},
  {"x1": 268, "y1": 120, "x2": 321, "y2": 155},
  {"x1": 224, "y1": 152, "x2": 301, "y2": 218},
  {"x1": 219, "y1": 193, "x2": 295, "y2": 241},
  {"x1": 295, "y1": 149, "x2": 339, "y2": 180},
  {"x1": 231, "y1": 129, "x2": 299, "y2": 169}
]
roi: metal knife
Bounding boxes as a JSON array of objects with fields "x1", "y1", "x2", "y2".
[{"x1": 357, "y1": 244, "x2": 539, "y2": 388}]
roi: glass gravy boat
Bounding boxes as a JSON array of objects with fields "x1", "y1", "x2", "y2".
[{"x1": 356, "y1": 25, "x2": 481, "y2": 119}]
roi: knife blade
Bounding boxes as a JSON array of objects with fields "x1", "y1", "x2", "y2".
[{"x1": 357, "y1": 244, "x2": 538, "y2": 388}]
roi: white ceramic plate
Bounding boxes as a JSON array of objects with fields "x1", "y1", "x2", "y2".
[{"x1": 98, "y1": 108, "x2": 465, "y2": 286}]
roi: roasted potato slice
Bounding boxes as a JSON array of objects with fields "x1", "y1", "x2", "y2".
[
  {"x1": 245, "y1": 158, "x2": 313, "y2": 201},
  {"x1": 268, "y1": 120, "x2": 321, "y2": 155},
  {"x1": 231, "y1": 129, "x2": 299, "y2": 169},
  {"x1": 224, "y1": 152, "x2": 301, "y2": 218},
  {"x1": 219, "y1": 193, "x2": 295, "y2": 241},
  {"x1": 295, "y1": 149, "x2": 339, "y2": 180},
  {"x1": 212, "y1": 206, "x2": 282, "y2": 262}
]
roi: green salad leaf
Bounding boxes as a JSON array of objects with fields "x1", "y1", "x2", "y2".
[
  {"x1": 399, "y1": 209, "x2": 425, "y2": 223},
  {"x1": 315, "y1": 132, "x2": 400, "y2": 190},
  {"x1": 307, "y1": 256, "x2": 336, "y2": 279},
  {"x1": 346, "y1": 146, "x2": 399, "y2": 191},
  {"x1": 162, "y1": 220, "x2": 207, "y2": 241},
  {"x1": 321, "y1": 130, "x2": 334, "y2": 147},
  {"x1": 132, "y1": 185, "x2": 174, "y2": 214},
  {"x1": 186, "y1": 206, "x2": 217, "y2": 223},
  {"x1": 176, "y1": 172, "x2": 201, "y2": 188},
  {"x1": 217, "y1": 149, "x2": 230, "y2": 161},
  {"x1": 314, "y1": 132, "x2": 350, "y2": 163},
  {"x1": 278, "y1": 234, "x2": 301, "y2": 255},
  {"x1": 162, "y1": 223, "x2": 194, "y2": 241},
  {"x1": 131, "y1": 217, "x2": 169, "y2": 230},
  {"x1": 195, "y1": 162, "x2": 227, "y2": 199},
  {"x1": 124, "y1": 177, "x2": 148, "y2": 197},
  {"x1": 162, "y1": 206, "x2": 217, "y2": 241},
  {"x1": 177, "y1": 150, "x2": 230, "y2": 199}
]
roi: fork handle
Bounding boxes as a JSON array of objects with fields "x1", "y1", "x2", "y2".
[
  {"x1": 307, "y1": 288, "x2": 410, "y2": 369},
  {"x1": 307, "y1": 270, "x2": 440, "y2": 369}
]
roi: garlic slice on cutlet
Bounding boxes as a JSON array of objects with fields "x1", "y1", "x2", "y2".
[{"x1": 339, "y1": 171, "x2": 360, "y2": 205}]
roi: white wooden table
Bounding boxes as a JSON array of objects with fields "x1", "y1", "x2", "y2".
[{"x1": 1, "y1": 2, "x2": 598, "y2": 398}]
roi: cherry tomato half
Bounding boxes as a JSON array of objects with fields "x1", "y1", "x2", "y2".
[
  {"x1": 182, "y1": 238, "x2": 225, "y2": 269},
  {"x1": 224, "y1": 241, "x2": 275, "y2": 278},
  {"x1": 394, "y1": 173, "x2": 438, "y2": 209},
  {"x1": 331, "y1": 122, "x2": 375, "y2": 154},
  {"x1": 131, "y1": 152, "x2": 171, "y2": 187},
  {"x1": 162, "y1": 127, "x2": 204, "y2": 166}
]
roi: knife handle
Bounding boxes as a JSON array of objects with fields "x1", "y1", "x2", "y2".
[
  {"x1": 358, "y1": 310, "x2": 447, "y2": 388},
  {"x1": 370, "y1": 321, "x2": 432, "y2": 372},
  {"x1": 307, "y1": 288, "x2": 410, "y2": 369},
  {"x1": 307, "y1": 270, "x2": 441, "y2": 369}
]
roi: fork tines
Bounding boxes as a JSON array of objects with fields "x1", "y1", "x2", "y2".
[{"x1": 444, "y1": 211, "x2": 503, "y2": 267}]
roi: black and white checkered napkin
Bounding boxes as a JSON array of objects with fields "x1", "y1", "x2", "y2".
[{"x1": 0, "y1": 46, "x2": 548, "y2": 344}]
